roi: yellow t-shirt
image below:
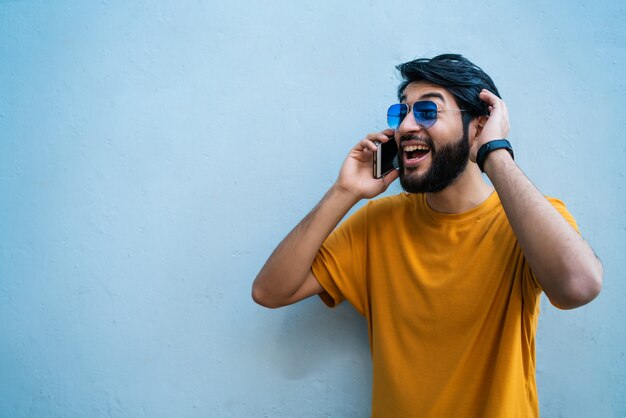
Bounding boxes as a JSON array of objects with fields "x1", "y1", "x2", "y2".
[{"x1": 312, "y1": 191, "x2": 578, "y2": 418}]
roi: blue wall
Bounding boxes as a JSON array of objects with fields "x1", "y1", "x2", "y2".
[{"x1": 1, "y1": 1, "x2": 625, "y2": 416}]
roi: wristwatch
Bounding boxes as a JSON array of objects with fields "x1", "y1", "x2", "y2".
[{"x1": 476, "y1": 139, "x2": 514, "y2": 172}]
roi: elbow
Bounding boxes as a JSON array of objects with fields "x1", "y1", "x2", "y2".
[
  {"x1": 251, "y1": 279, "x2": 282, "y2": 309},
  {"x1": 548, "y1": 265, "x2": 603, "y2": 310}
]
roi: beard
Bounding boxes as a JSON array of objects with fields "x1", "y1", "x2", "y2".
[{"x1": 399, "y1": 128, "x2": 470, "y2": 194}]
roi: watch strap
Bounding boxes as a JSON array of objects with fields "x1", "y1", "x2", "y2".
[{"x1": 476, "y1": 139, "x2": 514, "y2": 172}]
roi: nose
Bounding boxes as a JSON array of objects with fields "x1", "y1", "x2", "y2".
[{"x1": 397, "y1": 106, "x2": 424, "y2": 135}]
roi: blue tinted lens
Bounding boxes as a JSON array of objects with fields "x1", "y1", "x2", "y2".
[
  {"x1": 387, "y1": 104, "x2": 408, "y2": 129},
  {"x1": 413, "y1": 101, "x2": 438, "y2": 128}
]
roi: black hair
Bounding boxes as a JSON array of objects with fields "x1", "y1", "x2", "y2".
[{"x1": 396, "y1": 54, "x2": 500, "y2": 118}]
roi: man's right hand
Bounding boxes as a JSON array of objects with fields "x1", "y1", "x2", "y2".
[
  {"x1": 252, "y1": 130, "x2": 400, "y2": 308},
  {"x1": 335, "y1": 129, "x2": 400, "y2": 200}
]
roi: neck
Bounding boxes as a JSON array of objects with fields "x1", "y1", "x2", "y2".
[{"x1": 424, "y1": 164, "x2": 494, "y2": 214}]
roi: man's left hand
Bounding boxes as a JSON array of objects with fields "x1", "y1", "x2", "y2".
[{"x1": 470, "y1": 89, "x2": 510, "y2": 162}]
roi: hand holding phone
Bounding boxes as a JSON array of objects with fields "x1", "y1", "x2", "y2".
[{"x1": 373, "y1": 137, "x2": 399, "y2": 179}]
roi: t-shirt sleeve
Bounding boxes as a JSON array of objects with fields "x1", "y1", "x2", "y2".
[
  {"x1": 311, "y1": 203, "x2": 370, "y2": 315},
  {"x1": 522, "y1": 196, "x2": 580, "y2": 301}
]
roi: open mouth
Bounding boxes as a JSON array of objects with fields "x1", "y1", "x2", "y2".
[{"x1": 403, "y1": 144, "x2": 431, "y2": 166}]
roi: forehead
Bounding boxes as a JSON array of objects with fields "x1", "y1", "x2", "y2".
[{"x1": 400, "y1": 81, "x2": 457, "y2": 106}]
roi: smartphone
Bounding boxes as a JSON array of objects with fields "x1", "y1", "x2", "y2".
[{"x1": 373, "y1": 138, "x2": 399, "y2": 179}]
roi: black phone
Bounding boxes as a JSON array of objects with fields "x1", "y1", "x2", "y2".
[{"x1": 373, "y1": 138, "x2": 399, "y2": 179}]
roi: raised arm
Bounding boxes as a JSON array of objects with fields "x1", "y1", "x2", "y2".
[
  {"x1": 474, "y1": 90, "x2": 603, "y2": 309},
  {"x1": 252, "y1": 132, "x2": 399, "y2": 308}
]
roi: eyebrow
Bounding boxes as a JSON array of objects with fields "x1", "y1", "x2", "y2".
[{"x1": 400, "y1": 92, "x2": 446, "y2": 103}]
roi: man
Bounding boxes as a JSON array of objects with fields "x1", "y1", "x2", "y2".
[{"x1": 252, "y1": 54, "x2": 602, "y2": 417}]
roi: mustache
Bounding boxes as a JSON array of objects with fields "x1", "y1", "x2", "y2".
[{"x1": 399, "y1": 134, "x2": 434, "y2": 149}]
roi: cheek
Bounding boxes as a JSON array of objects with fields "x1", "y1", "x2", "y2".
[
  {"x1": 437, "y1": 119, "x2": 465, "y2": 140},
  {"x1": 429, "y1": 126, "x2": 457, "y2": 145}
]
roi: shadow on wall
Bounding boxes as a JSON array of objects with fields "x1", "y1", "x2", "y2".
[{"x1": 266, "y1": 297, "x2": 371, "y2": 381}]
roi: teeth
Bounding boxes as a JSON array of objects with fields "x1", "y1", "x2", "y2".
[{"x1": 404, "y1": 144, "x2": 430, "y2": 152}]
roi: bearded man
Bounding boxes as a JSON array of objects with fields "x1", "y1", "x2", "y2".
[{"x1": 252, "y1": 54, "x2": 602, "y2": 418}]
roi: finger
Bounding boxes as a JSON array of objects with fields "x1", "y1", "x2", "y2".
[
  {"x1": 357, "y1": 137, "x2": 379, "y2": 152},
  {"x1": 366, "y1": 131, "x2": 392, "y2": 142},
  {"x1": 361, "y1": 132, "x2": 390, "y2": 150},
  {"x1": 479, "y1": 89, "x2": 503, "y2": 108},
  {"x1": 382, "y1": 168, "x2": 399, "y2": 186},
  {"x1": 380, "y1": 128, "x2": 396, "y2": 138},
  {"x1": 481, "y1": 90, "x2": 510, "y2": 115},
  {"x1": 479, "y1": 88, "x2": 497, "y2": 100}
]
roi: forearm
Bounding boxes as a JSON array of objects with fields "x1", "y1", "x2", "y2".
[
  {"x1": 252, "y1": 184, "x2": 360, "y2": 308},
  {"x1": 484, "y1": 151, "x2": 602, "y2": 309}
]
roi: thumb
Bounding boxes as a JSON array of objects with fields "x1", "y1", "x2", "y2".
[{"x1": 382, "y1": 169, "x2": 400, "y2": 187}]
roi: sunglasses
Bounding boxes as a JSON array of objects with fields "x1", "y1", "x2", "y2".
[{"x1": 387, "y1": 100, "x2": 465, "y2": 129}]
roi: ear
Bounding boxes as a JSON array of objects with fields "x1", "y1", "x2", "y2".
[{"x1": 474, "y1": 115, "x2": 489, "y2": 138}]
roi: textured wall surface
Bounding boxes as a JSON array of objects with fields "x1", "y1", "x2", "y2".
[{"x1": 1, "y1": 0, "x2": 625, "y2": 417}]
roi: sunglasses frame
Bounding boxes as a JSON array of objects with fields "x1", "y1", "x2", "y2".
[{"x1": 387, "y1": 100, "x2": 466, "y2": 130}]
